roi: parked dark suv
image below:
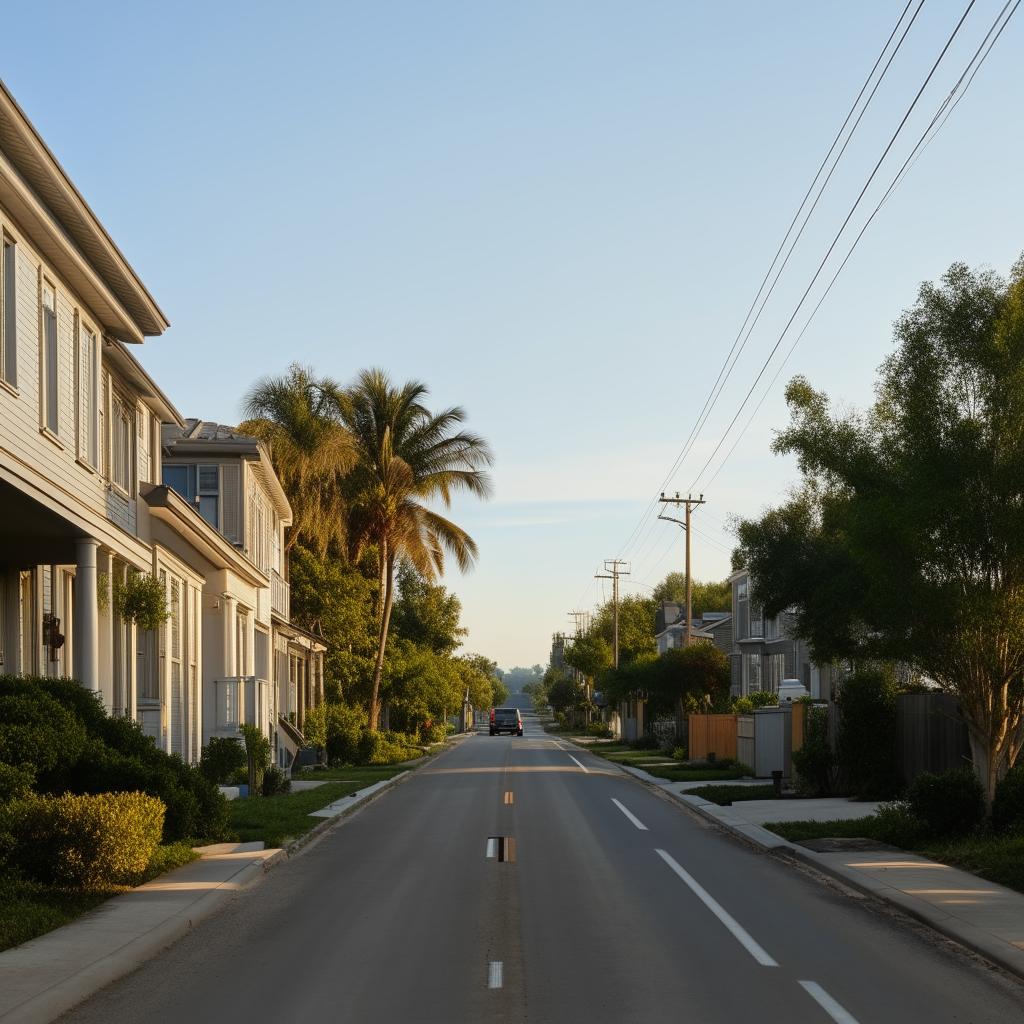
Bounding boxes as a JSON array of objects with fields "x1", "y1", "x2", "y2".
[{"x1": 490, "y1": 707, "x2": 523, "y2": 736}]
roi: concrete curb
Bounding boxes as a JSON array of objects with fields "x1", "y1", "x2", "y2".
[
  {"x1": 0, "y1": 754, "x2": 441, "y2": 1024},
  {"x1": 645, "y1": 776, "x2": 1024, "y2": 984},
  {"x1": 775, "y1": 844, "x2": 1024, "y2": 982}
]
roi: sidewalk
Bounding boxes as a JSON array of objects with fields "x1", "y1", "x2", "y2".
[
  {"x1": 0, "y1": 842, "x2": 279, "y2": 1024},
  {"x1": 0, "y1": 768, "x2": 415, "y2": 1023},
  {"x1": 624, "y1": 763, "x2": 1024, "y2": 981}
]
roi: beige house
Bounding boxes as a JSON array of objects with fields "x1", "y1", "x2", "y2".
[
  {"x1": 0, "y1": 79, "x2": 173, "y2": 719},
  {"x1": 0, "y1": 81, "x2": 324, "y2": 769},
  {"x1": 159, "y1": 420, "x2": 325, "y2": 769}
]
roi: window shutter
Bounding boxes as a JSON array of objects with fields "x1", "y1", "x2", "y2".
[
  {"x1": 137, "y1": 405, "x2": 150, "y2": 483},
  {"x1": 78, "y1": 328, "x2": 89, "y2": 460},
  {"x1": 2, "y1": 241, "x2": 16, "y2": 387},
  {"x1": 222, "y1": 463, "x2": 241, "y2": 543},
  {"x1": 45, "y1": 308, "x2": 58, "y2": 434},
  {"x1": 99, "y1": 369, "x2": 109, "y2": 478}
]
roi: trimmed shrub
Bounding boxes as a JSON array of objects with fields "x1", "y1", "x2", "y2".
[
  {"x1": 872, "y1": 802, "x2": 928, "y2": 848},
  {"x1": 0, "y1": 676, "x2": 108, "y2": 733},
  {"x1": 357, "y1": 730, "x2": 419, "y2": 765},
  {"x1": 0, "y1": 690, "x2": 88, "y2": 785},
  {"x1": 630, "y1": 735, "x2": 659, "y2": 751},
  {"x1": 1, "y1": 792, "x2": 164, "y2": 889},
  {"x1": 992, "y1": 763, "x2": 1024, "y2": 835},
  {"x1": 262, "y1": 765, "x2": 291, "y2": 797},
  {"x1": 304, "y1": 703, "x2": 367, "y2": 766},
  {"x1": 71, "y1": 737, "x2": 227, "y2": 843},
  {"x1": 907, "y1": 769, "x2": 985, "y2": 838},
  {"x1": 419, "y1": 722, "x2": 447, "y2": 744},
  {"x1": 732, "y1": 697, "x2": 755, "y2": 714},
  {"x1": 200, "y1": 737, "x2": 247, "y2": 785},
  {"x1": 747, "y1": 690, "x2": 779, "y2": 709},
  {"x1": 792, "y1": 704, "x2": 836, "y2": 796},
  {"x1": 836, "y1": 669, "x2": 900, "y2": 800},
  {"x1": 586, "y1": 721, "x2": 613, "y2": 739},
  {"x1": 0, "y1": 763, "x2": 35, "y2": 802},
  {"x1": 240, "y1": 724, "x2": 272, "y2": 797}
]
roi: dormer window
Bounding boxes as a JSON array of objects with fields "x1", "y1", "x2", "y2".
[{"x1": 164, "y1": 463, "x2": 219, "y2": 528}]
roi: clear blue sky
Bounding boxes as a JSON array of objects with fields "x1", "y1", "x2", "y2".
[{"x1": 5, "y1": 1, "x2": 1022, "y2": 667}]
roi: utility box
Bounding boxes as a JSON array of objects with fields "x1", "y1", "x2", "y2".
[
  {"x1": 754, "y1": 706, "x2": 793, "y2": 779},
  {"x1": 736, "y1": 714, "x2": 755, "y2": 770}
]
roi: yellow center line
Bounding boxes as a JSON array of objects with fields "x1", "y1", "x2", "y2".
[{"x1": 504, "y1": 791, "x2": 514, "y2": 805}]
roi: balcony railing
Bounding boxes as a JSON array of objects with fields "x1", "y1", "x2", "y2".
[
  {"x1": 271, "y1": 569, "x2": 290, "y2": 619},
  {"x1": 212, "y1": 676, "x2": 273, "y2": 736}
]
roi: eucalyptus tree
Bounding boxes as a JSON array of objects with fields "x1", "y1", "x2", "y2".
[
  {"x1": 335, "y1": 369, "x2": 493, "y2": 731},
  {"x1": 239, "y1": 364, "x2": 354, "y2": 554},
  {"x1": 735, "y1": 259, "x2": 1024, "y2": 807}
]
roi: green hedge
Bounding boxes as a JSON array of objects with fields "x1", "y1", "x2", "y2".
[
  {"x1": 1, "y1": 792, "x2": 164, "y2": 889},
  {"x1": 0, "y1": 677, "x2": 227, "y2": 843}
]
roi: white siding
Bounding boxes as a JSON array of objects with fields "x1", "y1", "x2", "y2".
[{"x1": 0, "y1": 204, "x2": 159, "y2": 543}]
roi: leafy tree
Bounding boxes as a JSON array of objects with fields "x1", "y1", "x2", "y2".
[
  {"x1": 288, "y1": 544, "x2": 378, "y2": 704},
  {"x1": 564, "y1": 632, "x2": 612, "y2": 680},
  {"x1": 391, "y1": 563, "x2": 466, "y2": 655},
  {"x1": 736, "y1": 258, "x2": 1024, "y2": 806},
  {"x1": 384, "y1": 640, "x2": 463, "y2": 734},
  {"x1": 652, "y1": 575, "x2": 731, "y2": 615},
  {"x1": 588, "y1": 595, "x2": 656, "y2": 667},
  {"x1": 337, "y1": 369, "x2": 493, "y2": 731},
  {"x1": 239, "y1": 364, "x2": 354, "y2": 553},
  {"x1": 458, "y1": 654, "x2": 507, "y2": 709},
  {"x1": 544, "y1": 669, "x2": 584, "y2": 716}
]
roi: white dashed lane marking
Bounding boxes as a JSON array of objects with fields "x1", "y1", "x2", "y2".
[
  {"x1": 655, "y1": 849, "x2": 778, "y2": 967},
  {"x1": 611, "y1": 798, "x2": 649, "y2": 830}
]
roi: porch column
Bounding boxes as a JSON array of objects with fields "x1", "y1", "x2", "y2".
[
  {"x1": 222, "y1": 594, "x2": 236, "y2": 676},
  {"x1": 73, "y1": 538, "x2": 100, "y2": 692}
]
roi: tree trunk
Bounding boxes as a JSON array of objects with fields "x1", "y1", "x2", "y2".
[
  {"x1": 966, "y1": 729, "x2": 1000, "y2": 812},
  {"x1": 368, "y1": 550, "x2": 395, "y2": 732}
]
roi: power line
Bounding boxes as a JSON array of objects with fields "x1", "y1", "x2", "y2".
[
  {"x1": 615, "y1": 1, "x2": 921, "y2": 563},
  {"x1": 700, "y1": 0, "x2": 1018, "y2": 491},
  {"x1": 685, "y1": 0, "x2": 980, "y2": 493}
]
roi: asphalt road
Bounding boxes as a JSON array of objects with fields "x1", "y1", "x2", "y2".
[{"x1": 63, "y1": 715, "x2": 1024, "y2": 1023}]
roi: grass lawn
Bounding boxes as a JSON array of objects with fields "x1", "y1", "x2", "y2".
[
  {"x1": 766, "y1": 819, "x2": 1024, "y2": 896},
  {"x1": 231, "y1": 767, "x2": 404, "y2": 847},
  {"x1": 0, "y1": 840, "x2": 199, "y2": 953},
  {"x1": 642, "y1": 765, "x2": 751, "y2": 783},
  {"x1": 687, "y1": 784, "x2": 777, "y2": 805}
]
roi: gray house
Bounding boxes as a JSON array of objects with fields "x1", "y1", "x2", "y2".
[
  {"x1": 654, "y1": 601, "x2": 733, "y2": 660},
  {"x1": 729, "y1": 568, "x2": 837, "y2": 699}
]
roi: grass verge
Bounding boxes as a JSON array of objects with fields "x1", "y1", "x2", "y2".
[
  {"x1": 641, "y1": 765, "x2": 750, "y2": 783},
  {"x1": 766, "y1": 818, "x2": 1024, "y2": 896},
  {"x1": 0, "y1": 841, "x2": 200, "y2": 953},
  {"x1": 231, "y1": 766, "x2": 404, "y2": 847},
  {"x1": 687, "y1": 784, "x2": 777, "y2": 805}
]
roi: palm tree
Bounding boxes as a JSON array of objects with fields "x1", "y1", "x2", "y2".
[
  {"x1": 239, "y1": 364, "x2": 354, "y2": 554},
  {"x1": 336, "y1": 368, "x2": 493, "y2": 731}
]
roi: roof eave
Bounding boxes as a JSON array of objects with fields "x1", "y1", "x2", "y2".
[{"x1": 0, "y1": 80, "x2": 169, "y2": 337}]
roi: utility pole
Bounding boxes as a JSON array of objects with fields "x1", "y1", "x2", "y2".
[
  {"x1": 658, "y1": 492, "x2": 706, "y2": 647},
  {"x1": 595, "y1": 560, "x2": 630, "y2": 668},
  {"x1": 567, "y1": 610, "x2": 590, "y2": 636}
]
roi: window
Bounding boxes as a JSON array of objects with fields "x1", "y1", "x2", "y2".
[
  {"x1": 41, "y1": 281, "x2": 58, "y2": 434},
  {"x1": 76, "y1": 322, "x2": 98, "y2": 465},
  {"x1": 163, "y1": 463, "x2": 221, "y2": 530},
  {"x1": 766, "y1": 653, "x2": 785, "y2": 692},
  {"x1": 742, "y1": 653, "x2": 762, "y2": 695},
  {"x1": 198, "y1": 466, "x2": 219, "y2": 528},
  {"x1": 750, "y1": 605, "x2": 764, "y2": 638},
  {"x1": 110, "y1": 390, "x2": 134, "y2": 493},
  {"x1": 1, "y1": 236, "x2": 16, "y2": 387}
]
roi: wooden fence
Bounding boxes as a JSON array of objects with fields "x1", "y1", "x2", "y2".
[
  {"x1": 897, "y1": 692, "x2": 971, "y2": 785},
  {"x1": 688, "y1": 713, "x2": 738, "y2": 760}
]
